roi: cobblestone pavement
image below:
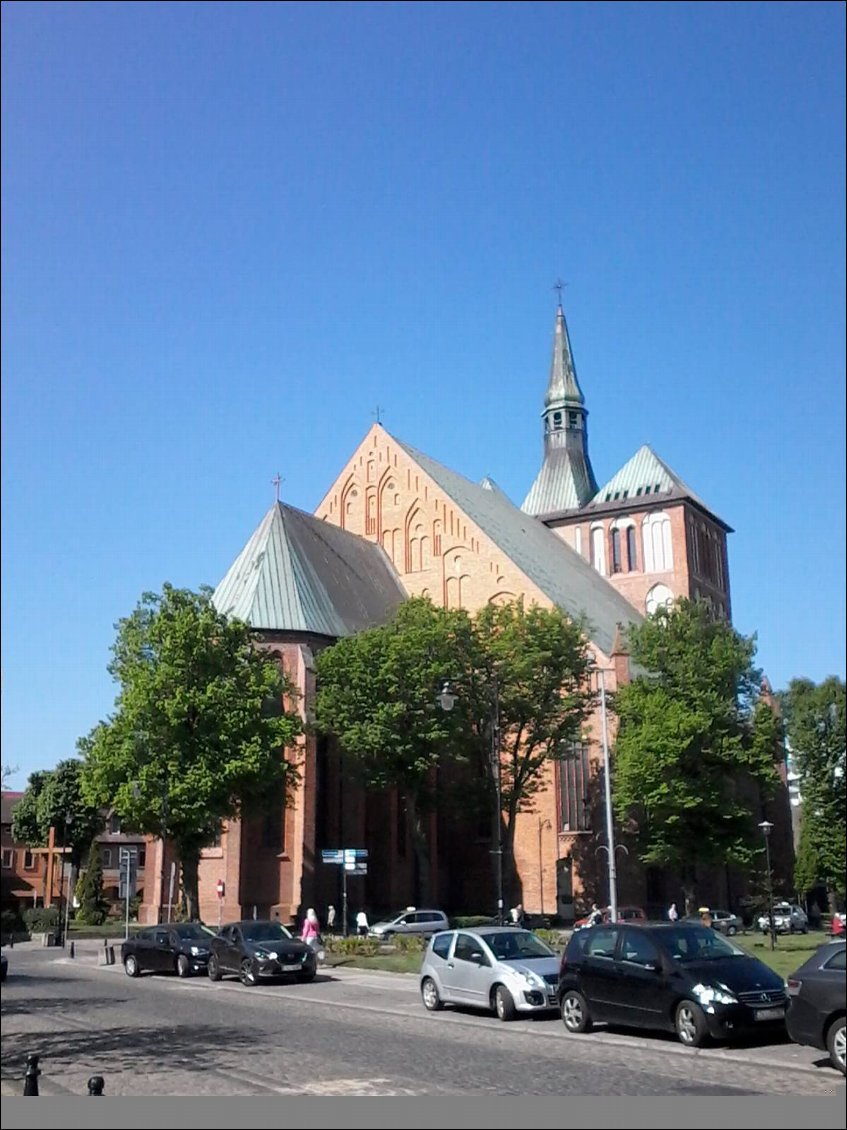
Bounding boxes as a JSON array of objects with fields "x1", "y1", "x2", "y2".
[{"x1": 1, "y1": 944, "x2": 844, "y2": 1097}]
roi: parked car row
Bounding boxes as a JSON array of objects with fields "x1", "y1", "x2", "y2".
[
  {"x1": 417, "y1": 924, "x2": 846, "y2": 1076},
  {"x1": 756, "y1": 903, "x2": 809, "y2": 935},
  {"x1": 120, "y1": 919, "x2": 318, "y2": 986}
]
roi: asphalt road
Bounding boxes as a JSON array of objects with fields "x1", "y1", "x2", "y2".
[{"x1": 1, "y1": 944, "x2": 844, "y2": 1097}]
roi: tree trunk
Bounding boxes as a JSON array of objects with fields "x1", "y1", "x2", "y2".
[
  {"x1": 405, "y1": 793, "x2": 431, "y2": 906},
  {"x1": 681, "y1": 867, "x2": 697, "y2": 917},
  {"x1": 179, "y1": 844, "x2": 202, "y2": 922}
]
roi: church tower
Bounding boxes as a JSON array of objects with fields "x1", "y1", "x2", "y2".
[{"x1": 521, "y1": 303, "x2": 599, "y2": 517}]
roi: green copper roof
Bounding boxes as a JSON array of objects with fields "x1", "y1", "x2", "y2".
[
  {"x1": 394, "y1": 435, "x2": 641, "y2": 657},
  {"x1": 590, "y1": 445, "x2": 731, "y2": 530},
  {"x1": 522, "y1": 448, "x2": 598, "y2": 515},
  {"x1": 545, "y1": 305, "x2": 586, "y2": 409},
  {"x1": 213, "y1": 502, "x2": 405, "y2": 636}
]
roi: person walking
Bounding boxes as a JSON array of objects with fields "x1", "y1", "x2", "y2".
[
  {"x1": 667, "y1": 902, "x2": 679, "y2": 923},
  {"x1": 327, "y1": 904, "x2": 336, "y2": 935},
  {"x1": 356, "y1": 909, "x2": 369, "y2": 938},
  {"x1": 301, "y1": 908, "x2": 321, "y2": 945}
]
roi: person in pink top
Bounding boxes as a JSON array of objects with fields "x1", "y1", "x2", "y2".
[{"x1": 301, "y1": 907, "x2": 321, "y2": 944}]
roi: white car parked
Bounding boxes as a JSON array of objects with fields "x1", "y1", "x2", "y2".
[{"x1": 757, "y1": 903, "x2": 809, "y2": 935}]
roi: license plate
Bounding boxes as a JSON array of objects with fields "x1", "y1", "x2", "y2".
[
  {"x1": 754, "y1": 1007, "x2": 785, "y2": 1021},
  {"x1": 282, "y1": 963, "x2": 301, "y2": 972}
]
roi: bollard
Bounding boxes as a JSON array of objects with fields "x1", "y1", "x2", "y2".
[
  {"x1": 87, "y1": 1076, "x2": 105, "y2": 1096},
  {"x1": 23, "y1": 1054, "x2": 40, "y2": 1096},
  {"x1": 69, "y1": 941, "x2": 75, "y2": 959}
]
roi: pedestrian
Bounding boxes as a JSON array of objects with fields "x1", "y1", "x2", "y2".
[
  {"x1": 514, "y1": 903, "x2": 525, "y2": 927},
  {"x1": 327, "y1": 904, "x2": 336, "y2": 935},
  {"x1": 356, "y1": 909, "x2": 369, "y2": 938},
  {"x1": 301, "y1": 907, "x2": 321, "y2": 944},
  {"x1": 699, "y1": 906, "x2": 713, "y2": 929},
  {"x1": 587, "y1": 902, "x2": 603, "y2": 927},
  {"x1": 667, "y1": 902, "x2": 679, "y2": 923}
]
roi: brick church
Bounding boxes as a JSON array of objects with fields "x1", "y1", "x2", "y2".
[{"x1": 139, "y1": 303, "x2": 791, "y2": 928}]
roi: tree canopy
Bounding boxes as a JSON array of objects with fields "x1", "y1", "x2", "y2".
[
  {"x1": 612, "y1": 599, "x2": 782, "y2": 912},
  {"x1": 80, "y1": 584, "x2": 303, "y2": 919},
  {"x1": 780, "y1": 676, "x2": 845, "y2": 901},
  {"x1": 11, "y1": 758, "x2": 103, "y2": 867}
]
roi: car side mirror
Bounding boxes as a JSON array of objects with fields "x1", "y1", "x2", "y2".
[
  {"x1": 644, "y1": 962, "x2": 661, "y2": 973},
  {"x1": 470, "y1": 952, "x2": 485, "y2": 965}
]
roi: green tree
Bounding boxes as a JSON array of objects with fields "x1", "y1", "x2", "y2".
[
  {"x1": 79, "y1": 584, "x2": 304, "y2": 920},
  {"x1": 612, "y1": 599, "x2": 782, "y2": 914},
  {"x1": 315, "y1": 598, "x2": 474, "y2": 902},
  {"x1": 75, "y1": 843, "x2": 108, "y2": 925},
  {"x1": 780, "y1": 676, "x2": 846, "y2": 904},
  {"x1": 315, "y1": 596, "x2": 594, "y2": 906},
  {"x1": 10, "y1": 760, "x2": 104, "y2": 867}
]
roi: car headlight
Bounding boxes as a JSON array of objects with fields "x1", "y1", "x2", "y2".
[
  {"x1": 510, "y1": 967, "x2": 545, "y2": 989},
  {"x1": 190, "y1": 946, "x2": 201, "y2": 956},
  {"x1": 693, "y1": 982, "x2": 738, "y2": 1007},
  {"x1": 254, "y1": 948, "x2": 277, "y2": 960}
]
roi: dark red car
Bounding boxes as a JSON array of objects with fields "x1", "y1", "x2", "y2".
[{"x1": 574, "y1": 905, "x2": 647, "y2": 930}]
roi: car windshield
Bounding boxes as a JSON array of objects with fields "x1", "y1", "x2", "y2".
[
  {"x1": 661, "y1": 925, "x2": 746, "y2": 962},
  {"x1": 243, "y1": 922, "x2": 292, "y2": 943},
  {"x1": 485, "y1": 931, "x2": 555, "y2": 961},
  {"x1": 172, "y1": 924, "x2": 215, "y2": 940}
]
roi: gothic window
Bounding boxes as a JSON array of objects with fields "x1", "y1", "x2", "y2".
[
  {"x1": 645, "y1": 583, "x2": 674, "y2": 616},
  {"x1": 626, "y1": 526, "x2": 637, "y2": 571},
  {"x1": 558, "y1": 744, "x2": 591, "y2": 832},
  {"x1": 642, "y1": 512, "x2": 673, "y2": 572},
  {"x1": 591, "y1": 524, "x2": 606, "y2": 576},
  {"x1": 610, "y1": 528, "x2": 622, "y2": 574}
]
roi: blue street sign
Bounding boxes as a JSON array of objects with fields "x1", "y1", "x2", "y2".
[
  {"x1": 343, "y1": 848, "x2": 368, "y2": 861},
  {"x1": 321, "y1": 850, "x2": 344, "y2": 864}
]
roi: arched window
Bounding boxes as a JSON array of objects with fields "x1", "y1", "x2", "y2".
[
  {"x1": 645, "y1": 583, "x2": 674, "y2": 616},
  {"x1": 591, "y1": 524, "x2": 606, "y2": 576},
  {"x1": 642, "y1": 512, "x2": 673, "y2": 572},
  {"x1": 626, "y1": 526, "x2": 637, "y2": 571},
  {"x1": 610, "y1": 527, "x2": 622, "y2": 574}
]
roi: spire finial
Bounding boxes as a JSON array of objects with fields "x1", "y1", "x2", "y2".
[
  {"x1": 553, "y1": 278, "x2": 567, "y2": 309},
  {"x1": 372, "y1": 405, "x2": 384, "y2": 426},
  {"x1": 272, "y1": 473, "x2": 282, "y2": 503}
]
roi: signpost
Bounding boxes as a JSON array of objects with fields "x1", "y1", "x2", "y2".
[
  {"x1": 216, "y1": 879, "x2": 225, "y2": 928},
  {"x1": 321, "y1": 849, "x2": 368, "y2": 935},
  {"x1": 119, "y1": 848, "x2": 138, "y2": 940}
]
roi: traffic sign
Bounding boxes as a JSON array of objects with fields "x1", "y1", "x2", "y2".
[
  {"x1": 321, "y1": 850, "x2": 344, "y2": 864},
  {"x1": 343, "y1": 849, "x2": 368, "y2": 862},
  {"x1": 345, "y1": 863, "x2": 368, "y2": 875}
]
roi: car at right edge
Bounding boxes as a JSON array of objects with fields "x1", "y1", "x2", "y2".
[
  {"x1": 786, "y1": 941, "x2": 845, "y2": 1075},
  {"x1": 558, "y1": 922, "x2": 789, "y2": 1048}
]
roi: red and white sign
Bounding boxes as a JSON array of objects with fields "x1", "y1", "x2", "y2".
[{"x1": 216, "y1": 879, "x2": 225, "y2": 900}]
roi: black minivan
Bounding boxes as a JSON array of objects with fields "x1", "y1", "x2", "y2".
[{"x1": 558, "y1": 922, "x2": 788, "y2": 1047}]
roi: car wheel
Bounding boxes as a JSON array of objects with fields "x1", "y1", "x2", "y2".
[
  {"x1": 727, "y1": 925, "x2": 737, "y2": 937},
  {"x1": 561, "y1": 990, "x2": 593, "y2": 1034},
  {"x1": 675, "y1": 1000, "x2": 709, "y2": 1048},
  {"x1": 421, "y1": 977, "x2": 444, "y2": 1012},
  {"x1": 176, "y1": 954, "x2": 191, "y2": 978},
  {"x1": 826, "y1": 1016, "x2": 846, "y2": 1076},
  {"x1": 123, "y1": 954, "x2": 140, "y2": 978},
  {"x1": 207, "y1": 955, "x2": 222, "y2": 982},
  {"x1": 239, "y1": 958, "x2": 258, "y2": 986},
  {"x1": 493, "y1": 984, "x2": 516, "y2": 1022}
]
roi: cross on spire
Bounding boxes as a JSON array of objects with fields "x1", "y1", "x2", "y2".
[
  {"x1": 553, "y1": 278, "x2": 568, "y2": 308},
  {"x1": 373, "y1": 405, "x2": 385, "y2": 426},
  {"x1": 271, "y1": 473, "x2": 283, "y2": 503}
]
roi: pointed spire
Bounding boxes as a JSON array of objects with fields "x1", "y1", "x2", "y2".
[
  {"x1": 611, "y1": 623, "x2": 629, "y2": 656},
  {"x1": 545, "y1": 303, "x2": 586, "y2": 410}
]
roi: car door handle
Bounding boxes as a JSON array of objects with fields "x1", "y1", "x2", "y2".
[{"x1": 447, "y1": 962, "x2": 454, "y2": 968}]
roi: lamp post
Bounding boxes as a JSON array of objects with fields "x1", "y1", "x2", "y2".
[
  {"x1": 598, "y1": 668, "x2": 619, "y2": 925},
  {"x1": 537, "y1": 818, "x2": 552, "y2": 916},
  {"x1": 58, "y1": 814, "x2": 73, "y2": 948},
  {"x1": 439, "y1": 676, "x2": 504, "y2": 925},
  {"x1": 759, "y1": 820, "x2": 776, "y2": 951}
]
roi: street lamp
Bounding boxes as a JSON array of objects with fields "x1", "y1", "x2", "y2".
[
  {"x1": 537, "y1": 818, "x2": 552, "y2": 916},
  {"x1": 439, "y1": 677, "x2": 504, "y2": 925},
  {"x1": 759, "y1": 820, "x2": 776, "y2": 951}
]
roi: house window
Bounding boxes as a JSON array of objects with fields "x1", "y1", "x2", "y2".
[
  {"x1": 138, "y1": 848, "x2": 146, "y2": 868},
  {"x1": 23, "y1": 850, "x2": 35, "y2": 870},
  {"x1": 1, "y1": 849, "x2": 13, "y2": 868},
  {"x1": 109, "y1": 814, "x2": 121, "y2": 835},
  {"x1": 261, "y1": 807, "x2": 284, "y2": 853},
  {"x1": 558, "y1": 743, "x2": 591, "y2": 832},
  {"x1": 101, "y1": 848, "x2": 113, "y2": 868}
]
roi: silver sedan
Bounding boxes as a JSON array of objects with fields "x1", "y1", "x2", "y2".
[{"x1": 419, "y1": 926, "x2": 560, "y2": 1021}]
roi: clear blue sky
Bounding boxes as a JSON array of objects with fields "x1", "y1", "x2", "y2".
[{"x1": 2, "y1": 1, "x2": 844, "y2": 789}]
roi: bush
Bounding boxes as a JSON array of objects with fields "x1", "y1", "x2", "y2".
[
  {"x1": 75, "y1": 844, "x2": 109, "y2": 925},
  {"x1": 23, "y1": 906, "x2": 60, "y2": 934},
  {"x1": 325, "y1": 935, "x2": 379, "y2": 957},
  {"x1": 452, "y1": 915, "x2": 496, "y2": 929},
  {"x1": 392, "y1": 934, "x2": 426, "y2": 953}
]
